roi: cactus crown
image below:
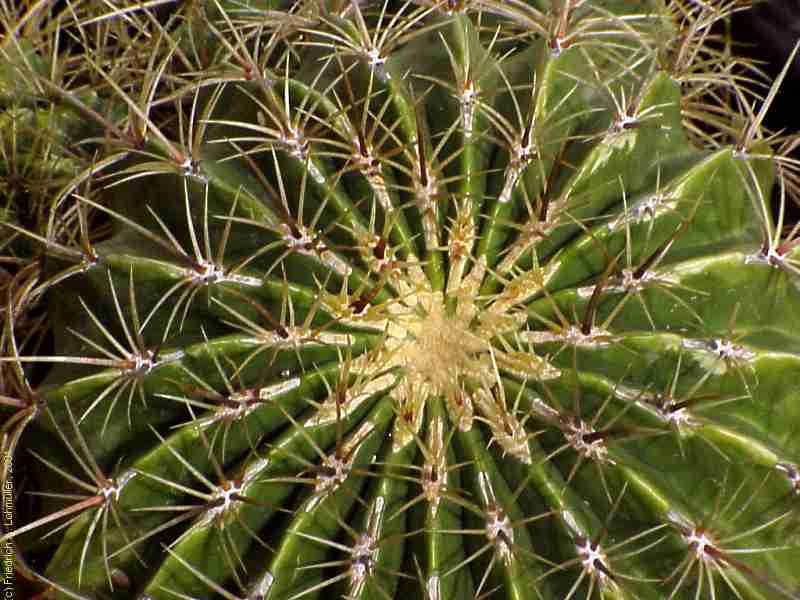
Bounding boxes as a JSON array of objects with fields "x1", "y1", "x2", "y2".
[{"x1": 3, "y1": 1, "x2": 800, "y2": 599}]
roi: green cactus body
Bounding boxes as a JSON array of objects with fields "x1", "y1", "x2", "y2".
[{"x1": 4, "y1": 1, "x2": 800, "y2": 599}]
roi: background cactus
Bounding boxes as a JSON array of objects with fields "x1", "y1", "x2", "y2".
[{"x1": 3, "y1": 1, "x2": 800, "y2": 599}]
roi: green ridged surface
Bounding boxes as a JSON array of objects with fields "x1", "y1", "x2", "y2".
[{"x1": 4, "y1": 1, "x2": 800, "y2": 599}]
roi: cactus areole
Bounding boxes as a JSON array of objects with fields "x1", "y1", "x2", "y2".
[{"x1": 4, "y1": 1, "x2": 800, "y2": 599}]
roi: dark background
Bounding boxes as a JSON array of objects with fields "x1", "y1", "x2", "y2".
[
  {"x1": 732, "y1": 0, "x2": 800, "y2": 135},
  {"x1": 732, "y1": 0, "x2": 800, "y2": 219}
]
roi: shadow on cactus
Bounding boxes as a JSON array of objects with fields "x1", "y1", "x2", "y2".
[{"x1": 3, "y1": 1, "x2": 800, "y2": 599}]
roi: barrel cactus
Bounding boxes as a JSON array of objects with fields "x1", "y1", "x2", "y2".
[{"x1": 4, "y1": 0, "x2": 800, "y2": 599}]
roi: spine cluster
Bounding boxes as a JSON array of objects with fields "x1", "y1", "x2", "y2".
[{"x1": 1, "y1": 1, "x2": 800, "y2": 599}]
